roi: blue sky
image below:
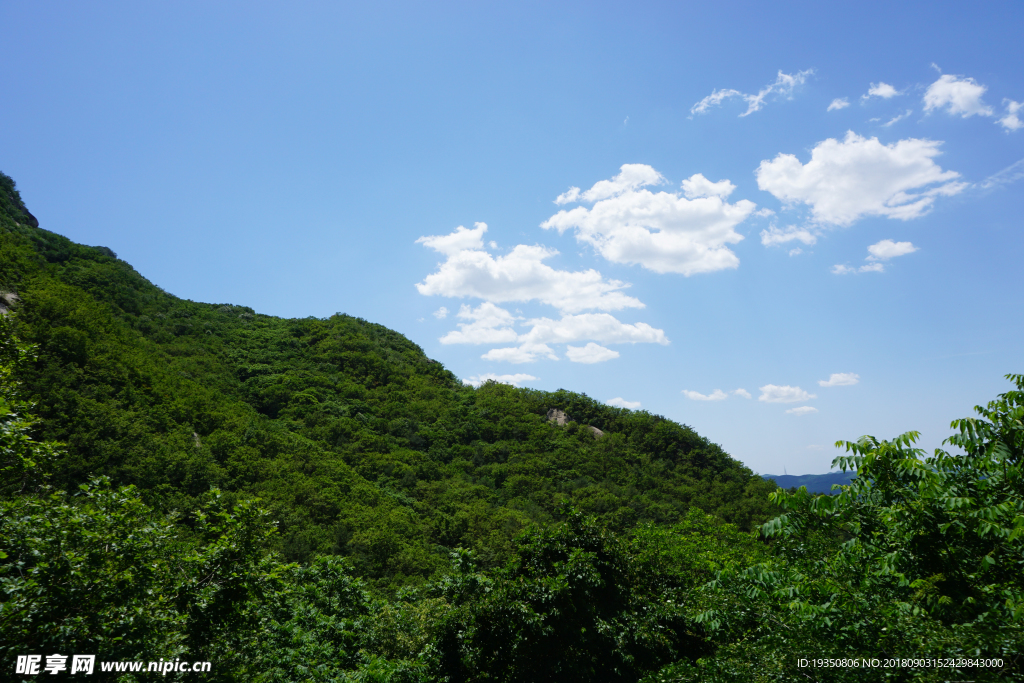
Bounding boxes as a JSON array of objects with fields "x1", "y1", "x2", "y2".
[{"x1": 2, "y1": 0, "x2": 1021, "y2": 474}]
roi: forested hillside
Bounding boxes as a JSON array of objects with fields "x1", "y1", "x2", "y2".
[
  {"x1": 0, "y1": 171, "x2": 776, "y2": 585},
  {"x1": 3, "y1": 172, "x2": 1021, "y2": 681}
]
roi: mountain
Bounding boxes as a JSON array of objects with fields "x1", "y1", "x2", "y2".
[
  {"x1": 760, "y1": 470, "x2": 856, "y2": 494},
  {"x1": 0, "y1": 171, "x2": 777, "y2": 587}
]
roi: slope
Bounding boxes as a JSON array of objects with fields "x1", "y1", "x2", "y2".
[{"x1": 0, "y1": 171, "x2": 777, "y2": 587}]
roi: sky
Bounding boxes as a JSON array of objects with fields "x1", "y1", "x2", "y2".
[{"x1": 1, "y1": 0, "x2": 1022, "y2": 475}]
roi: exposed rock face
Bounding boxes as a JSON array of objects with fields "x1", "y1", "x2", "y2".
[
  {"x1": 546, "y1": 408, "x2": 605, "y2": 438},
  {"x1": 546, "y1": 408, "x2": 571, "y2": 425},
  {"x1": 0, "y1": 291, "x2": 19, "y2": 316}
]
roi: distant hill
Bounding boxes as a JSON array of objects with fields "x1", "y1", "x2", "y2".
[
  {"x1": 0, "y1": 171, "x2": 778, "y2": 588},
  {"x1": 762, "y1": 470, "x2": 856, "y2": 494}
]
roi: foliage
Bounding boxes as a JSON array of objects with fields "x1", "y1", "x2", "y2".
[
  {"x1": 652, "y1": 375, "x2": 1024, "y2": 681},
  {"x1": 3, "y1": 170, "x2": 1022, "y2": 681},
  {"x1": 0, "y1": 170, "x2": 777, "y2": 591},
  {"x1": 430, "y1": 507, "x2": 762, "y2": 683}
]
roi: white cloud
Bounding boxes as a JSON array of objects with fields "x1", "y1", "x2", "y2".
[
  {"x1": 863, "y1": 82, "x2": 901, "y2": 100},
  {"x1": 834, "y1": 239, "x2": 917, "y2": 274},
  {"x1": 733, "y1": 388, "x2": 752, "y2": 399},
  {"x1": 581, "y1": 164, "x2": 666, "y2": 202},
  {"x1": 882, "y1": 110, "x2": 913, "y2": 127},
  {"x1": 828, "y1": 97, "x2": 850, "y2": 111},
  {"x1": 788, "y1": 247, "x2": 802, "y2": 256},
  {"x1": 463, "y1": 373, "x2": 537, "y2": 388},
  {"x1": 481, "y1": 343, "x2": 558, "y2": 363},
  {"x1": 786, "y1": 406, "x2": 819, "y2": 415},
  {"x1": 867, "y1": 239, "x2": 917, "y2": 260},
  {"x1": 439, "y1": 303, "x2": 519, "y2": 345},
  {"x1": 518, "y1": 313, "x2": 669, "y2": 346},
  {"x1": 756, "y1": 131, "x2": 966, "y2": 226},
  {"x1": 832, "y1": 263, "x2": 884, "y2": 274},
  {"x1": 416, "y1": 222, "x2": 487, "y2": 256},
  {"x1": 760, "y1": 224, "x2": 818, "y2": 247},
  {"x1": 923, "y1": 74, "x2": 994, "y2": 118},
  {"x1": 565, "y1": 343, "x2": 620, "y2": 364},
  {"x1": 758, "y1": 384, "x2": 816, "y2": 403},
  {"x1": 690, "y1": 88, "x2": 743, "y2": 115},
  {"x1": 819, "y1": 372, "x2": 860, "y2": 387},
  {"x1": 681, "y1": 173, "x2": 736, "y2": 199},
  {"x1": 542, "y1": 165, "x2": 756, "y2": 275},
  {"x1": 607, "y1": 397, "x2": 641, "y2": 410},
  {"x1": 417, "y1": 226, "x2": 643, "y2": 313},
  {"x1": 555, "y1": 186, "x2": 581, "y2": 205},
  {"x1": 691, "y1": 69, "x2": 814, "y2": 117},
  {"x1": 433, "y1": 306, "x2": 448, "y2": 319},
  {"x1": 980, "y1": 158, "x2": 1024, "y2": 190},
  {"x1": 683, "y1": 389, "x2": 729, "y2": 401},
  {"x1": 999, "y1": 100, "x2": 1023, "y2": 132}
]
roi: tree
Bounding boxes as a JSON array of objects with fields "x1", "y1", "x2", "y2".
[{"x1": 661, "y1": 375, "x2": 1024, "y2": 681}]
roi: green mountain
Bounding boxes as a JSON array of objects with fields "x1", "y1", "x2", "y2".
[
  {"x1": 3, "y1": 171, "x2": 1021, "y2": 681},
  {"x1": 760, "y1": 470, "x2": 856, "y2": 494},
  {"x1": 0, "y1": 170, "x2": 776, "y2": 586}
]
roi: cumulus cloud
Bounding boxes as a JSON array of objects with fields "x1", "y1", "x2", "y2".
[
  {"x1": 833, "y1": 239, "x2": 917, "y2": 274},
  {"x1": 439, "y1": 303, "x2": 519, "y2": 345},
  {"x1": 481, "y1": 343, "x2": 558, "y2": 363},
  {"x1": 760, "y1": 224, "x2": 818, "y2": 247},
  {"x1": 417, "y1": 226, "x2": 643, "y2": 313},
  {"x1": 581, "y1": 164, "x2": 666, "y2": 202},
  {"x1": 923, "y1": 74, "x2": 994, "y2": 118},
  {"x1": 733, "y1": 388, "x2": 752, "y2": 399},
  {"x1": 863, "y1": 82, "x2": 901, "y2": 100},
  {"x1": 819, "y1": 372, "x2": 860, "y2": 387},
  {"x1": 867, "y1": 239, "x2": 918, "y2": 260},
  {"x1": 681, "y1": 173, "x2": 736, "y2": 199},
  {"x1": 683, "y1": 389, "x2": 729, "y2": 401},
  {"x1": 756, "y1": 131, "x2": 966, "y2": 226},
  {"x1": 541, "y1": 164, "x2": 756, "y2": 275},
  {"x1": 786, "y1": 406, "x2": 819, "y2": 415},
  {"x1": 433, "y1": 306, "x2": 448, "y2": 319},
  {"x1": 463, "y1": 373, "x2": 538, "y2": 388},
  {"x1": 416, "y1": 222, "x2": 487, "y2": 255},
  {"x1": 518, "y1": 313, "x2": 669, "y2": 346},
  {"x1": 999, "y1": 100, "x2": 1023, "y2": 132},
  {"x1": 555, "y1": 187, "x2": 581, "y2": 205},
  {"x1": 828, "y1": 97, "x2": 850, "y2": 111},
  {"x1": 691, "y1": 69, "x2": 814, "y2": 117},
  {"x1": 566, "y1": 343, "x2": 620, "y2": 364},
  {"x1": 758, "y1": 384, "x2": 816, "y2": 403},
  {"x1": 607, "y1": 397, "x2": 641, "y2": 410},
  {"x1": 446, "y1": 309, "x2": 668, "y2": 363}
]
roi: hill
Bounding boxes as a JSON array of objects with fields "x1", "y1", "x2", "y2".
[
  {"x1": 760, "y1": 470, "x2": 856, "y2": 494},
  {"x1": 0, "y1": 171, "x2": 777, "y2": 587},
  {"x1": 3, "y1": 171, "x2": 1021, "y2": 680}
]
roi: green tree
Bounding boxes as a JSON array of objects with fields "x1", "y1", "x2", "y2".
[{"x1": 659, "y1": 375, "x2": 1024, "y2": 682}]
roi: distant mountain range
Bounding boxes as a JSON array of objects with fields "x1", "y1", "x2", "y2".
[{"x1": 761, "y1": 470, "x2": 857, "y2": 494}]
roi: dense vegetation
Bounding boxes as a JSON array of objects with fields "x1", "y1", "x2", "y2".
[
  {"x1": 2, "y1": 172, "x2": 1022, "y2": 680},
  {"x1": 0, "y1": 171, "x2": 776, "y2": 585}
]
